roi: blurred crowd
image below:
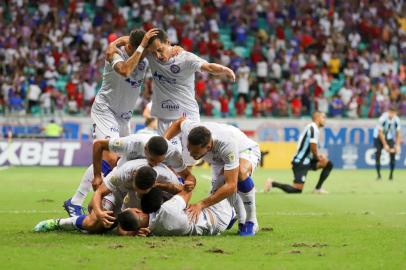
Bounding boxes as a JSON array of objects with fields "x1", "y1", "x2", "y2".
[{"x1": 0, "y1": 0, "x2": 405, "y2": 119}]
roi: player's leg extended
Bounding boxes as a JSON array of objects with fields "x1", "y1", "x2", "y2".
[
  {"x1": 375, "y1": 139, "x2": 383, "y2": 179},
  {"x1": 314, "y1": 156, "x2": 333, "y2": 192},
  {"x1": 267, "y1": 163, "x2": 306, "y2": 193}
]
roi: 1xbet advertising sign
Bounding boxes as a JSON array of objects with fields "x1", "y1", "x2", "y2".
[{"x1": 0, "y1": 140, "x2": 92, "y2": 166}]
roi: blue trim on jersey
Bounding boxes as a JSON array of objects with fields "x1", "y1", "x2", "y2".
[{"x1": 101, "y1": 160, "x2": 112, "y2": 177}]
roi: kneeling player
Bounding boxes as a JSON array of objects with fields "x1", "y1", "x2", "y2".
[{"x1": 264, "y1": 111, "x2": 333, "y2": 194}]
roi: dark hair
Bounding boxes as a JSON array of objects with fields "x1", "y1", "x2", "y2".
[
  {"x1": 144, "y1": 117, "x2": 156, "y2": 127},
  {"x1": 146, "y1": 136, "x2": 168, "y2": 156},
  {"x1": 148, "y1": 29, "x2": 168, "y2": 45},
  {"x1": 389, "y1": 105, "x2": 398, "y2": 112},
  {"x1": 188, "y1": 126, "x2": 211, "y2": 147},
  {"x1": 141, "y1": 187, "x2": 163, "y2": 214},
  {"x1": 117, "y1": 209, "x2": 141, "y2": 231},
  {"x1": 129, "y1": 29, "x2": 145, "y2": 48},
  {"x1": 134, "y1": 166, "x2": 157, "y2": 190}
]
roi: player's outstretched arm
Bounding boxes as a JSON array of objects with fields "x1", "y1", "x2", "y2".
[
  {"x1": 163, "y1": 117, "x2": 185, "y2": 140},
  {"x1": 154, "y1": 182, "x2": 184, "y2": 194},
  {"x1": 187, "y1": 167, "x2": 238, "y2": 222},
  {"x1": 92, "y1": 139, "x2": 110, "y2": 190},
  {"x1": 201, "y1": 63, "x2": 236, "y2": 82},
  {"x1": 178, "y1": 168, "x2": 196, "y2": 192}
]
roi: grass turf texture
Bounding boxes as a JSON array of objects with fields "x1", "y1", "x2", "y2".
[{"x1": 0, "y1": 167, "x2": 405, "y2": 270}]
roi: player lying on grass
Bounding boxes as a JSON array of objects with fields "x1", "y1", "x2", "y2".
[
  {"x1": 64, "y1": 134, "x2": 196, "y2": 217},
  {"x1": 164, "y1": 118, "x2": 260, "y2": 236},
  {"x1": 264, "y1": 111, "x2": 334, "y2": 194},
  {"x1": 35, "y1": 159, "x2": 188, "y2": 234},
  {"x1": 117, "y1": 185, "x2": 234, "y2": 236}
]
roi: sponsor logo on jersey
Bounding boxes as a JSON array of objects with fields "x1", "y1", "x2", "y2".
[
  {"x1": 161, "y1": 100, "x2": 180, "y2": 111},
  {"x1": 110, "y1": 127, "x2": 119, "y2": 132},
  {"x1": 120, "y1": 111, "x2": 132, "y2": 120},
  {"x1": 125, "y1": 78, "x2": 143, "y2": 88},
  {"x1": 170, "y1": 64, "x2": 180, "y2": 74},
  {"x1": 153, "y1": 71, "x2": 176, "y2": 84}
]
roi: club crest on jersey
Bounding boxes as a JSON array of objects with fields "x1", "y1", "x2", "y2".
[
  {"x1": 170, "y1": 64, "x2": 180, "y2": 74},
  {"x1": 161, "y1": 100, "x2": 180, "y2": 111},
  {"x1": 120, "y1": 111, "x2": 132, "y2": 120},
  {"x1": 138, "y1": 61, "x2": 146, "y2": 71}
]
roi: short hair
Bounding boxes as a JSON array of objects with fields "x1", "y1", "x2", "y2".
[
  {"x1": 312, "y1": 110, "x2": 323, "y2": 120},
  {"x1": 144, "y1": 117, "x2": 156, "y2": 127},
  {"x1": 117, "y1": 209, "x2": 141, "y2": 231},
  {"x1": 146, "y1": 136, "x2": 168, "y2": 156},
  {"x1": 134, "y1": 166, "x2": 157, "y2": 190},
  {"x1": 141, "y1": 187, "x2": 163, "y2": 214},
  {"x1": 188, "y1": 126, "x2": 211, "y2": 147},
  {"x1": 148, "y1": 29, "x2": 168, "y2": 45},
  {"x1": 129, "y1": 29, "x2": 145, "y2": 48},
  {"x1": 389, "y1": 105, "x2": 398, "y2": 112}
]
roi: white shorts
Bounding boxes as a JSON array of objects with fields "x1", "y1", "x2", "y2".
[
  {"x1": 158, "y1": 118, "x2": 197, "y2": 167},
  {"x1": 91, "y1": 104, "x2": 130, "y2": 139},
  {"x1": 210, "y1": 146, "x2": 261, "y2": 193},
  {"x1": 209, "y1": 198, "x2": 233, "y2": 235}
]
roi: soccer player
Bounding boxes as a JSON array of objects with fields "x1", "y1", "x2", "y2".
[
  {"x1": 164, "y1": 118, "x2": 260, "y2": 236},
  {"x1": 264, "y1": 111, "x2": 334, "y2": 194},
  {"x1": 108, "y1": 29, "x2": 235, "y2": 163},
  {"x1": 34, "y1": 159, "x2": 182, "y2": 234},
  {"x1": 117, "y1": 186, "x2": 234, "y2": 237},
  {"x1": 63, "y1": 29, "x2": 158, "y2": 216},
  {"x1": 373, "y1": 106, "x2": 401, "y2": 180}
]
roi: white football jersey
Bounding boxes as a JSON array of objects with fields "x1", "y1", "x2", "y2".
[
  {"x1": 108, "y1": 133, "x2": 187, "y2": 172},
  {"x1": 94, "y1": 46, "x2": 148, "y2": 119},
  {"x1": 146, "y1": 51, "x2": 207, "y2": 121},
  {"x1": 104, "y1": 159, "x2": 179, "y2": 208},
  {"x1": 180, "y1": 120, "x2": 259, "y2": 170},
  {"x1": 150, "y1": 195, "x2": 232, "y2": 236}
]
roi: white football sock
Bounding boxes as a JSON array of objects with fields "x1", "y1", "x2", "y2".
[
  {"x1": 71, "y1": 165, "x2": 94, "y2": 206},
  {"x1": 58, "y1": 217, "x2": 79, "y2": 230},
  {"x1": 234, "y1": 194, "x2": 246, "y2": 225},
  {"x1": 238, "y1": 189, "x2": 257, "y2": 224}
]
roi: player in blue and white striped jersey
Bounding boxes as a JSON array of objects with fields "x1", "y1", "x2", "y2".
[
  {"x1": 264, "y1": 111, "x2": 334, "y2": 194},
  {"x1": 373, "y1": 106, "x2": 401, "y2": 180}
]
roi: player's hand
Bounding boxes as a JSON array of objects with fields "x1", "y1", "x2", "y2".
[
  {"x1": 92, "y1": 176, "x2": 103, "y2": 191},
  {"x1": 136, "y1": 227, "x2": 151, "y2": 237},
  {"x1": 395, "y1": 144, "x2": 401, "y2": 153},
  {"x1": 186, "y1": 202, "x2": 203, "y2": 223},
  {"x1": 223, "y1": 67, "x2": 236, "y2": 82},
  {"x1": 384, "y1": 144, "x2": 390, "y2": 153},
  {"x1": 172, "y1": 45, "x2": 184, "y2": 56},
  {"x1": 140, "y1": 28, "x2": 159, "y2": 48},
  {"x1": 106, "y1": 46, "x2": 121, "y2": 62},
  {"x1": 97, "y1": 210, "x2": 116, "y2": 228},
  {"x1": 184, "y1": 180, "x2": 195, "y2": 192}
]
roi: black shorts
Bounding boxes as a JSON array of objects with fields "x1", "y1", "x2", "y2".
[
  {"x1": 374, "y1": 138, "x2": 395, "y2": 151},
  {"x1": 292, "y1": 160, "x2": 318, "y2": 184}
]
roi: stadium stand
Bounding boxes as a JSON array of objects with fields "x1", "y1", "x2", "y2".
[{"x1": 0, "y1": 0, "x2": 405, "y2": 120}]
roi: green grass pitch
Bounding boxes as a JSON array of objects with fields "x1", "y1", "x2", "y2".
[{"x1": 0, "y1": 166, "x2": 405, "y2": 270}]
